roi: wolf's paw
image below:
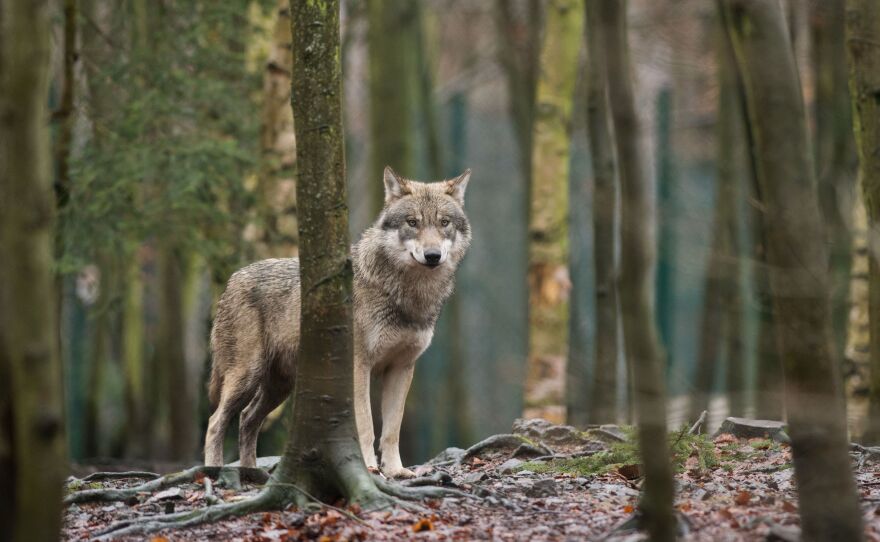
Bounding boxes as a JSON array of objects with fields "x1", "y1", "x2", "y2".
[{"x1": 383, "y1": 466, "x2": 416, "y2": 479}]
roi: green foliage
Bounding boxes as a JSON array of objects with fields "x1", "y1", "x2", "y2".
[{"x1": 60, "y1": 0, "x2": 270, "y2": 278}]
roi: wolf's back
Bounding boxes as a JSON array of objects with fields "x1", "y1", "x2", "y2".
[{"x1": 208, "y1": 258, "x2": 301, "y2": 409}]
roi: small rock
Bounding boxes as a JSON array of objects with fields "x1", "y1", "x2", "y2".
[
  {"x1": 497, "y1": 458, "x2": 524, "y2": 474},
  {"x1": 512, "y1": 418, "x2": 593, "y2": 446},
  {"x1": 516, "y1": 469, "x2": 535, "y2": 476},
  {"x1": 525, "y1": 478, "x2": 558, "y2": 498},
  {"x1": 147, "y1": 487, "x2": 183, "y2": 503},
  {"x1": 714, "y1": 417, "x2": 790, "y2": 443},
  {"x1": 464, "y1": 471, "x2": 487, "y2": 484},
  {"x1": 588, "y1": 425, "x2": 628, "y2": 443},
  {"x1": 227, "y1": 456, "x2": 281, "y2": 471},
  {"x1": 512, "y1": 443, "x2": 551, "y2": 459}
]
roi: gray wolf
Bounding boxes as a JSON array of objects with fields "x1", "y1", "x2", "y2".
[{"x1": 204, "y1": 167, "x2": 472, "y2": 478}]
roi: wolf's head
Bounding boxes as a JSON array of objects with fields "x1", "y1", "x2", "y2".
[{"x1": 374, "y1": 166, "x2": 472, "y2": 271}]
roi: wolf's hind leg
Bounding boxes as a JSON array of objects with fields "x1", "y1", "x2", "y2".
[
  {"x1": 238, "y1": 381, "x2": 290, "y2": 468},
  {"x1": 354, "y1": 361, "x2": 378, "y2": 469},
  {"x1": 379, "y1": 363, "x2": 416, "y2": 478},
  {"x1": 204, "y1": 374, "x2": 257, "y2": 467}
]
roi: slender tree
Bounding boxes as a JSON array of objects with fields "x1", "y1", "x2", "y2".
[
  {"x1": 524, "y1": 0, "x2": 583, "y2": 423},
  {"x1": 847, "y1": 0, "x2": 880, "y2": 443},
  {"x1": 812, "y1": 0, "x2": 856, "y2": 360},
  {"x1": 0, "y1": 0, "x2": 68, "y2": 539},
  {"x1": 599, "y1": 1, "x2": 676, "y2": 539},
  {"x1": 722, "y1": 0, "x2": 864, "y2": 539},
  {"x1": 367, "y1": 0, "x2": 417, "y2": 213},
  {"x1": 583, "y1": 0, "x2": 620, "y2": 426},
  {"x1": 690, "y1": 25, "x2": 747, "y2": 423}
]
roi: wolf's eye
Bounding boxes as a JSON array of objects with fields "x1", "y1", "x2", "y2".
[
  {"x1": 407, "y1": 218, "x2": 418, "y2": 227},
  {"x1": 440, "y1": 219, "x2": 450, "y2": 227}
]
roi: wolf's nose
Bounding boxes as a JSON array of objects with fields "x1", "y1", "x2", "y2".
[{"x1": 424, "y1": 249, "x2": 442, "y2": 266}]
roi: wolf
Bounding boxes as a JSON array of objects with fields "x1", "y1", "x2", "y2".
[{"x1": 204, "y1": 166, "x2": 471, "y2": 478}]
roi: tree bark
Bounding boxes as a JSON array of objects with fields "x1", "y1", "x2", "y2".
[
  {"x1": 600, "y1": 1, "x2": 676, "y2": 539},
  {"x1": 723, "y1": 1, "x2": 864, "y2": 539},
  {"x1": 524, "y1": 0, "x2": 583, "y2": 424},
  {"x1": 847, "y1": 0, "x2": 880, "y2": 445},
  {"x1": 253, "y1": 0, "x2": 298, "y2": 260},
  {"x1": 583, "y1": 0, "x2": 620, "y2": 426},
  {"x1": 268, "y1": 0, "x2": 385, "y2": 505},
  {"x1": 0, "y1": 0, "x2": 68, "y2": 539},
  {"x1": 367, "y1": 0, "x2": 417, "y2": 213},
  {"x1": 812, "y1": 0, "x2": 856, "y2": 362},
  {"x1": 122, "y1": 255, "x2": 147, "y2": 457},
  {"x1": 690, "y1": 24, "x2": 746, "y2": 423}
]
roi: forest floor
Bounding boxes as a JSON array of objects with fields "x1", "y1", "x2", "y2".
[{"x1": 63, "y1": 417, "x2": 880, "y2": 541}]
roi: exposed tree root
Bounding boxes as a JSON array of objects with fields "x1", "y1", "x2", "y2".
[
  {"x1": 79, "y1": 471, "x2": 160, "y2": 482},
  {"x1": 64, "y1": 466, "x2": 269, "y2": 505},
  {"x1": 460, "y1": 434, "x2": 546, "y2": 462},
  {"x1": 689, "y1": 410, "x2": 709, "y2": 435},
  {"x1": 87, "y1": 467, "x2": 485, "y2": 539}
]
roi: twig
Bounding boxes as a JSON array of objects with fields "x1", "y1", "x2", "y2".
[
  {"x1": 689, "y1": 410, "x2": 709, "y2": 435},
  {"x1": 204, "y1": 477, "x2": 221, "y2": 505}
]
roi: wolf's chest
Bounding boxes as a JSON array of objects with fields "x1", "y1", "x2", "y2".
[{"x1": 358, "y1": 322, "x2": 434, "y2": 370}]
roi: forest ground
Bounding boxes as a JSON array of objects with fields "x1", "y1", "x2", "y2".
[{"x1": 63, "y1": 418, "x2": 880, "y2": 541}]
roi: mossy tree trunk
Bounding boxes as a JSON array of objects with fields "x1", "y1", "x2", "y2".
[
  {"x1": 583, "y1": 0, "x2": 620, "y2": 426},
  {"x1": 267, "y1": 0, "x2": 385, "y2": 505},
  {"x1": 0, "y1": 0, "x2": 68, "y2": 539},
  {"x1": 723, "y1": 0, "x2": 864, "y2": 539},
  {"x1": 253, "y1": 0, "x2": 298, "y2": 260},
  {"x1": 524, "y1": 0, "x2": 583, "y2": 424},
  {"x1": 367, "y1": 0, "x2": 417, "y2": 213},
  {"x1": 847, "y1": 0, "x2": 880, "y2": 444},
  {"x1": 812, "y1": 0, "x2": 856, "y2": 362},
  {"x1": 599, "y1": 1, "x2": 676, "y2": 539}
]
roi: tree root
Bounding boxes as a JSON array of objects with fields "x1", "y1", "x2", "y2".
[
  {"x1": 460, "y1": 434, "x2": 546, "y2": 462},
  {"x1": 64, "y1": 466, "x2": 270, "y2": 505},
  {"x1": 87, "y1": 466, "x2": 488, "y2": 539},
  {"x1": 79, "y1": 471, "x2": 161, "y2": 482}
]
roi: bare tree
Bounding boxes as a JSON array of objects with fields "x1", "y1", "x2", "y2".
[
  {"x1": 722, "y1": 0, "x2": 863, "y2": 539},
  {"x1": 847, "y1": 0, "x2": 880, "y2": 444},
  {"x1": 524, "y1": 0, "x2": 583, "y2": 423},
  {"x1": 599, "y1": 0, "x2": 676, "y2": 539},
  {"x1": 0, "y1": 0, "x2": 68, "y2": 539}
]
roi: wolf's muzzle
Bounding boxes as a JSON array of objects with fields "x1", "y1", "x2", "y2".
[{"x1": 424, "y1": 248, "x2": 442, "y2": 267}]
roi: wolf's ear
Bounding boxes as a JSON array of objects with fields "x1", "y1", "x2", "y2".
[
  {"x1": 384, "y1": 166, "x2": 411, "y2": 203},
  {"x1": 445, "y1": 169, "x2": 471, "y2": 205}
]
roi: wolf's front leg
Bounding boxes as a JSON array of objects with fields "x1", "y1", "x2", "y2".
[
  {"x1": 353, "y1": 360, "x2": 378, "y2": 470},
  {"x1": 379, "y1": 363, "x2": 416, "y2": 478}
]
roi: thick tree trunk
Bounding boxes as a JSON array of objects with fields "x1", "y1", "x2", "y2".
[
  {"x1": 524, "y1": 0, "x2": 582, "y2": 424},
  {"x1": 367, "y1": 0, "x2": 417, "y2": 213},
  {"x1": 269, "y1": 0, "x2": 384, "y2": 505},
  {"x1": 723, "y1": 1, "x2": 864, "y2": 539},
  {"x1": 122, "y1": 255, "x2": 147, "y2": 456},
  {"x1": 812, "y1": 0, "x2": 856, "y2": 361},
  {"x1": 0, "y1": 0, "x2": 68, "y2": 539},
  {"x1": 583, "y1": 0, "x2": 620, "y2": 426},
  {"x1": 600, "y1": 1, "x2": 676, "y2": 539},
  {"x1": 847, "y1": 0, "x2": 880, "y2": 445}
]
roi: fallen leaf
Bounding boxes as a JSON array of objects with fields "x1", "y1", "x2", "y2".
[
  {"x1": 715, "y1": 434, "x2": 737, "y2": 444},
  {"x1": 193, "y1": 471, "x2": 206, "y2": 484},
  {"x1": 623, "y1": 505, "x2": 634, "y2": 514},
  {"x1": 782, "y1": 501, "x2": 797, "y2": 513},
  {"x1": 412, "y1": 518, "x2": 434, "y2": 532},
  {"x1": 734, "y1": 491, "x2": 751, "y2": 506}
]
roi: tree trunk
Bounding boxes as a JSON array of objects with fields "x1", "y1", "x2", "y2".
[
  {"x1": 122, "y1": 255, "x2": 147, "y2": 457},
  {"x1": 583, "y1": 0, "x2": 620, "y2": 426},
  {"x1": 812, "y1": 0, "x2": 856, "y2": 362},
  {"x1": 157, "y1": 246, "x2": 196, "y2": 460},
  {"x1": 253, "y1": 0, "x2": 298, "y2": 260},
  {"x1": 0, "y1": 0, "x2": 68, "y2": 539},
  {"x1": 690, "y1": 25, "x2": 746, "y2": 423},
  {"x1": 268, "y1": 0, "x2": 385, "y2": 505},
  {"x1": 494, "y1": 0, "x2": 542, "y2": 189},
  {"x1": 723, "y1": 1, "x2": 864, "y2": 539},
  {"x1": 847, "y1": 0, "x2": 880, "y2": 445},
  {"x1": 367, "y1": 0, "x2": 417, "y2": 213},
  {"x1": 524, "y1": 0, "x2": 582, "y2": 424},
  {"x1": 655, "y1": 88, "x2": 676, "y2": 370},
  {"x1": 600, "y1": 1, "x2": 676, "y2": 539}
]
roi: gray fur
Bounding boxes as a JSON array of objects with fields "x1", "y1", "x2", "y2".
[{"x1": 204, "y1": 168, "x2": 472, "y2": 476}]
